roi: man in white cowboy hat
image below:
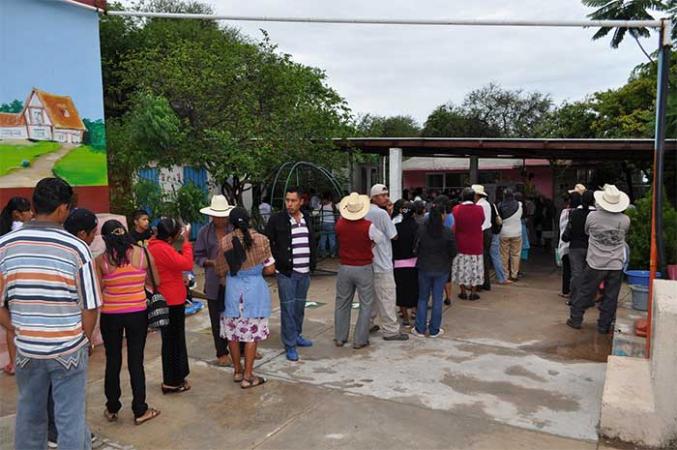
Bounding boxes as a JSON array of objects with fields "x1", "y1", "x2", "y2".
[
  {"x1": 568, "y1": 184, "x2": 630, "y2": 334},
  {"x1": 334, "y1": 193, "x2": 386, "y2": 349},
  {"x1": 472, "y1": 184, "x2": 494, "y2": 291},
  {"x1": 194, "y1": 195, "x2": 236, "y2": 366},
  {"x1": 365, "y1": 184, "x2": 409, "y2": 341}
]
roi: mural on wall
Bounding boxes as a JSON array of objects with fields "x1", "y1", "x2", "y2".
[{"x1": 0, "y1": 0, "x2": 108, "y2": 202}]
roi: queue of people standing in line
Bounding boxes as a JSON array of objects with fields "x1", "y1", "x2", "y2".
[{"x1": 557, "y1": 183, "x2": 631, "y2": 334}]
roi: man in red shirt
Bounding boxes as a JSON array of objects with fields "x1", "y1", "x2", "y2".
[{"x1": 334, "y1": 193, "x2": 385, "y2": 349}]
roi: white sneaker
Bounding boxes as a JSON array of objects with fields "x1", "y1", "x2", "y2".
[
  {"x1": 430, "y1": 328, "x2": 445, "y2": 338},
  {"x1": 410, "y1": 327, "x2": 426, "y2": 337},
  {"x1": 48, "y1": 441, "x2": 57, "y2": 449}
]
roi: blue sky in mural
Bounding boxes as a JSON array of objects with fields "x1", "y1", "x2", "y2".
[{"x1": 0, "y1": 0, "x2": 105, "y2": 121}]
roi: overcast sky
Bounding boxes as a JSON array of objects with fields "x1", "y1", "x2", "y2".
[{"x1": 142, "y1": 0, "x2": 656, "y2": 124}]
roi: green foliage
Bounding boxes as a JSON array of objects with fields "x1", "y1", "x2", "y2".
[
  {"x1": 0, "y1": 141, "x2": 60, "y2": 176},
  {"x1": 173, "y1": 182, "x2": 207, "y2": 224},
  {"x1": 538, "y1": 100, "x2": 598, "y2": 138},
  {"x1": 356, "y1": 114, "x2": 421, "y2": 137},
  {"x1": 83, "y1": 119, "x2": 106, "y2": 150},
  {"x1": 422, "y1": 104, "x2": 500, "y2": 137},
  {"x1": 582, "y1": 0, "x2": 667, "y2": 48},
  {"x1": 133, "y1": 179, "x2": 169, "y2": 219},
  {"x1": 626, "y1": 190, "x2": 677, "y2": 269},
  {"x1": 0, "y1": 99, "x2": 23, "y2": 113}
]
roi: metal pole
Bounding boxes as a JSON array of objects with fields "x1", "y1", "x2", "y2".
[
  {"x1": 104, "y1": 10, "x2": 662, "y2": 29},
  {"x1": 645, "y1": 18, "x2": 671, "y2": 358}
]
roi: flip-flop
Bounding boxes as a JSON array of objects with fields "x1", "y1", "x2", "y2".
[
  {"x1": 213, "y1": 357, "x2": 233, "y2": 367},
  {"x1": 135, "y1": 408, "x2": 160, "y2": 426},
  {"x1": 233, "y1": 372, "x2": 244, "y2": 383},
  {"x1": 241, "y1": 375, "x2": 267, "y2": 389},
  {"x1": 103, "y1": 410, "x2": 118, "y2": 422},
  {"x1": 161, "y1": 382, "x2": 191, "y2": 394}
]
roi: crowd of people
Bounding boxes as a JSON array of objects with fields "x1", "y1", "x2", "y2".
[{"x1": 0, "y1": 175, "x2": 632, "y2": 449}]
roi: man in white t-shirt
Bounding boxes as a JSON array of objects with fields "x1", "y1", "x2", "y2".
[
  {"x1": 365, "y1": 184, "x2": 409, "y2": 341},
  {"x1": 472, "y1": 184, "x2": 493, "y2": 291}
]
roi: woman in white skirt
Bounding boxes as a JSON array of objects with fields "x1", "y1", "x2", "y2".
[{"x1": 451, "y1": 188, "x2": 485, "y2": 301}]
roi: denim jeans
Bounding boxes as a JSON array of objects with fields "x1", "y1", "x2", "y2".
[
  {"x1": 15, "y1": 347, "x2": 91, "y2": 450},
  {"x1": 490, "y1": 234, "x2": 506, "y2": 283},
  {"x1": 318, "y1": 222, "x2": 337, "y2": 257},
  {"x1": 415, "y1": 271, "x2": 448, "y2": 336},
  {"x1": 277, "y1": 272, "x2": 311, "y2": 350}
]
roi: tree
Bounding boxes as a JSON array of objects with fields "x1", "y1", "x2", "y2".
[
  {"x1": 421, "y1": 104, "x2": 500, "y2": 137},
  {"x1": 538, "y1": 100, "x2": 598, "y2": 138},
  {"x1": 0, "y1": 99, "x2": 23, "y2": 113},
  {"x1": 356, "y1": 114, "x2": 421, "y2": 137}
]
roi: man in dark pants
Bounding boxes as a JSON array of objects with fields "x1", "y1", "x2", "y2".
[
  {"x1": 265, "y1": 187, "x2": 317, "y2": 362},
  {"x1": 473, "y1": 185, "x2": 493, "y2": 291},
  {"x1": 568, "y1": 185, "x2": 630, "y2": 334}
]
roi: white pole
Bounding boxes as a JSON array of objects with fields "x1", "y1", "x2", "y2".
[
  {"x1": 389, "y1": 148, "x2": 403, "y2": 201},
  {"x1": 104, "y1": 10, "x2": 663, "y2": 29}
]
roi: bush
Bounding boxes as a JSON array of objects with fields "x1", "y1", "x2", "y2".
[
  {"x1": 174, "y1": 182, "x2": 207, "y2": 225},
  {"x1": 626, "y1": 190, "x2": 677, "y2": 270}
]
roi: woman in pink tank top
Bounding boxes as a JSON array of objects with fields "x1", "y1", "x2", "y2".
[{"x1": 95, "y1": 220, "x2": 161, "y2": 425}]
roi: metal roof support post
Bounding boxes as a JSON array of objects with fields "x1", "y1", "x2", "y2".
[
  {"x1": 645, "y1": 18, "x2": 672, "y2": 358},
  {"x1": 389, "y1": 147, "x2": 403, "y2": 201},
  {"x1": 469, "y1": 156, "x2": 479, "y2": 184}
]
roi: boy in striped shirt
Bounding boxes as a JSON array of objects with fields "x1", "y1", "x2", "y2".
[{"x1": 0, "y1": 177, "x2": 101, "y2": 450}]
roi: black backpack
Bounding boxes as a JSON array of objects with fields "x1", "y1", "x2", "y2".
[{"x1": 490, "y1": 202, "x2": 503, "y2": 234}]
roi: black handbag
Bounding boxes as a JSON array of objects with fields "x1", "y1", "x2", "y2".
[{"x1": 143, "y1": 247, "x2": 169, "y2": 329}]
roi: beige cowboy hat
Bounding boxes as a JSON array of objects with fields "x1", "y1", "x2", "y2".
[
  {"x1": 471, "y1": 184, "x2": 487, "y2": 197},
  {"x1": 594, "y1": 184, "x2": 630, "y2": 213},
  {"x1": 568, "y1": 184, "x2": 587, "y2": 195},
  {"x1": 200, "y1": 195, "x2": 235, "y2": 217},
  {"x1": 339, "y1": 192, "x2": 371, "y2": 221}
]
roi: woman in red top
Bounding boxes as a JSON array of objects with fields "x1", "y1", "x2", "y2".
[
  {"x1": 451, "y1": 188, "x2": 485, "y2": 301},
  {"x1": 147, "y1": 218, "x2": 193, "y2": 394}
]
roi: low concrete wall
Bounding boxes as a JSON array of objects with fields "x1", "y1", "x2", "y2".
[{"x1": 600, "y1": 280, "x2": 677, "y2": 447}]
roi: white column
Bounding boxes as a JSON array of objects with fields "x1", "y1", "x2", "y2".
[{"x1": 389, "y1": 147, "x2": 403, "y2": 200}]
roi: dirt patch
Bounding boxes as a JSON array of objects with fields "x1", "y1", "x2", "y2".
[
  {"x1": 442, "y1": 374, "x2": 580, "y2": 416},
  {"x1": 505, "y1": 365, "x2": 547, "y2": 383}
]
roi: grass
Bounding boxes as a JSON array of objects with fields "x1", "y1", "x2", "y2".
[
  {"x1": 53, "y1": 145, "x2": 109, "y2": 186},
  {"x1": 0, "y1": 141, "x2": 60, "y2": 176}
]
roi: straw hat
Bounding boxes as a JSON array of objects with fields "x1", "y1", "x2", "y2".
[
  {"x1": 471, "y1": 184, "x2": 487, "y2": 197},
  {"x1": 338, "y1": 192, "x2": 371, "y2": 221},
  {"x1": 199, "y1": 195, "x2": 235, "y2": 217},
  {"x1": 594, "y1": 184, "x2": 630, "y2": 213},
  {"x1": 568, "y1": 184, "x2": 587, "y2": 195}
]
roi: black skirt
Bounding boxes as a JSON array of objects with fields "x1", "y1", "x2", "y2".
[
  {"x1": 394, "y1": 267, "x2": 419, "y2": 308},
  {"x1": 161, "y1": 305, "x2": 190, "y2": 386}
]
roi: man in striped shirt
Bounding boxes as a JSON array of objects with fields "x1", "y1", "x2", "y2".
[
  {"x1": 265, "y1": 187, "x2": 316, "y2": 362},
  {"x1": 0, "y1": 177, "x2": 101, "y2": 450}
]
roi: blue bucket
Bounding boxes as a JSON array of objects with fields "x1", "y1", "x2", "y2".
[{"x1": 624, "y1": 270, "x2": 661, "y2": 287}]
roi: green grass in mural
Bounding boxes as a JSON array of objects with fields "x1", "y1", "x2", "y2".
[
  {"x1": 53, "y1": 145, "x2": 108, "y2": 186},
  {"x1": 0, "y1": 141, "x2": 60, "y2": 176}
]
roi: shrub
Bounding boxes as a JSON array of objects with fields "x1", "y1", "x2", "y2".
[{"x1": 625, "y1": 190, "x2": 677, "y2": 270}]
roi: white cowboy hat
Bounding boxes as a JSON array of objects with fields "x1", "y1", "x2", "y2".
[
  {"x1": 471, "y1": 184, "x2": 487, "y2": 197},
  {"x1": 568, "y1": 184, "x2": 587, "y2": 195},
  {"x1": 339, "y1": 192, "x2": 371, "y2": 221},
  {"x1": 594, "y1": 184, "x2": 630, "y2": 213},
  {"x1": 199, "y1": 195, "x2": 235, "y2": 217}
]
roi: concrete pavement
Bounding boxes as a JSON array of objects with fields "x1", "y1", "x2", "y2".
[{"x1": 1, "y1": 252, "x2": 628, "y2": 450}]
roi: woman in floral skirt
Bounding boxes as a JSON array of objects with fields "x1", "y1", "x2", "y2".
[
  {"x1": 451, "y1": 188, "x2": 485, "y2": 300},
  {"x1": 215, "y1": 207, "x2": 275, "y2": 389}
]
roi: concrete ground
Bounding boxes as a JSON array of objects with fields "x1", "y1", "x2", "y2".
[{"x1": 1, "y1": 251, "x2": 633, "y2": 450}]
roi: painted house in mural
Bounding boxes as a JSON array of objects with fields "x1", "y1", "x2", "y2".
[{"x1": 0, "y1": 88, "x2": 86, "y2": 143}]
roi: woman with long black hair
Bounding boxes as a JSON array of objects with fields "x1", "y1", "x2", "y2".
[
  {"x1": 148, "y1": 218, "x2": 193, "y2": 394},
  {"x1": 95, "y1": 220, "x2": 161, "y2": 425},
  {"x1": 0, "y1": 197, "x2": 32, "y2": 236},
  {"x1": 392, "y1": 200, "x2": 418, "y2": 327},
  {"x1": 215, "y1": 207, "x2": 275, "y2": 389}
]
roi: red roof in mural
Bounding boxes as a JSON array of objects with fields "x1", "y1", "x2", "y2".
[
  {"x1": 0, "y1": 112, "x2": 25, "y2": 127},
  {"x1": 72, "y1": 0, "x2": 107, "y2": 8},
  {"x1": 34, "y1": 89, "x2": 86, "y2": 130}
]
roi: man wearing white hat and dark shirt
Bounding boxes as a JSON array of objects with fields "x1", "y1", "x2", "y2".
[
  {"x1": 472, "y1": 184, "x2": 493, "y2": 291},
  {"x1": 567, "y1": 184, "x2": 631, "y2": 334},
  {"x1": 365, "y1": 184, "x2": 409, "y2": 341}
]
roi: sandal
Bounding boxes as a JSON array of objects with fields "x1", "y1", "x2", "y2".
[
  {"x1": 213, "y1": 356, "x2": 233, "y2": 367},
  {"x1": 255, "y1": 351, "x2": 263, "y2": 360},
  {"x1": 103, "y1": 409, "x2": 118, "y2": 422},
  {"x1": 161, "y1": 381, "x2": 191, "y2": 394},
  {"x1": 241, "y1": 375, "x2": 267, "y2": 389},
  {"x1": 469, "y1": 294, "x2": 480, "y2": 301},
  {"x1": 233, "y1": 372, "x2": 244, "y2": 383},
  {"x1": 457, "y1": 293, "x2": 468, "y2": 300},
  {"x1": 135, "y1": 408, "x2": 160, "y2": 425}
]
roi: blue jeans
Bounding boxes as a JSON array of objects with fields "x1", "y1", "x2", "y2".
[
  {"x1": 318, "y1": 222, "x2": 337, "y2": 257},
  {"x1": 415, "y1": 271, "x2": 448, "y2": 335},
  {"x1": 490, "y1": 234, "x2": 507, "y2": 283},
  {"x1": 277, "y1": 272, "x2": 311, "y2": 350},
  {"x1": 15, "y1": 347, "x2": 91, "y2": 450}
]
